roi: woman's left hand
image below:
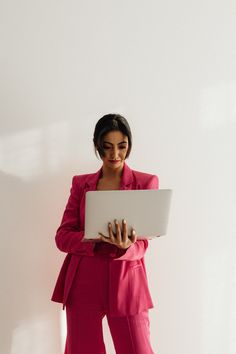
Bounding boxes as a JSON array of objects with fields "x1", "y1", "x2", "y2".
[{"x1": 98, "y1": 219, "x2": 137, "y2": 249}]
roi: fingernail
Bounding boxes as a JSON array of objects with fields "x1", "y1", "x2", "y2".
[{"x1": 123, "y1": 219, "x2": 126, "y2": 223}]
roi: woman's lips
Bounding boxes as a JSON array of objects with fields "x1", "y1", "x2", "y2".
[{"x1": 109, "y1": 160, "x2": 121, "y2": 164}]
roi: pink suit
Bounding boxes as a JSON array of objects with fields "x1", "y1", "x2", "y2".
[{"x1": 51, "y1": 162, "x2": 159, "y2": 353}]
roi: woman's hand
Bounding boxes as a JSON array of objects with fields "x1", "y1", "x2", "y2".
[{"x1": 98, "y1": 219, "x2": 137, "y2": 249}]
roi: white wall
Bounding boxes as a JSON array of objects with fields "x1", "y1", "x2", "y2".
[{"x1": 1, "y1": 0, "x2": 236, "y2": 353}]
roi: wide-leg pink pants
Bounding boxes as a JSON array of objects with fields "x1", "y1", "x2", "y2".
[{"x1": 65, "y1": 255, "x2": 154, "y2": 354}]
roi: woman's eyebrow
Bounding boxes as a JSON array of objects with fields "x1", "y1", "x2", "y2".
[{"x1": 103, "y1": 141, "x2": 128, "y2": 145}]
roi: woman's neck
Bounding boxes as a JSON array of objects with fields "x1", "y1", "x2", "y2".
[{"x1": 101, "y1": 163, "x2": 124, "y2": 180}]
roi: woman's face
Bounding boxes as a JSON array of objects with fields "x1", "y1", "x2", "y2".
[{"x1": 99, "y1": 130, "x2": 129, "y2": 169}]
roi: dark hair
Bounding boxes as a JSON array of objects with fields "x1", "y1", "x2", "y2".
[{"x1": 93, "y1": 113, "x2": 132, "y2": 160}]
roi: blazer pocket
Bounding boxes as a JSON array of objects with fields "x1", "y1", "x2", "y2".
[
  {"x1": 130, "y1": 264, "x2": 142, "y2": 269},
  {"x1": 128, "y1": 265, "x2": 150, "y2": 304}
]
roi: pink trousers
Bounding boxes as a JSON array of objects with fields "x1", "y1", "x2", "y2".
[{"x1": 65, "y1": 255, "x2": 154, "y2": 354}]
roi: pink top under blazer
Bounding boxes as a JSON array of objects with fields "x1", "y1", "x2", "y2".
[{"x1": 51, "y1": 162, "x2": 159, "y2": 316}]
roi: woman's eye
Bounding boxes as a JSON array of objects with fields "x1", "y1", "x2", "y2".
[{"x1": 103, "y1": 146, "x2": 126, "y2": 150}]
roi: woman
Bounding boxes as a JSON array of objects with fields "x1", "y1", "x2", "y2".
[{"x1": 51, "y1": 113, "x2": 159, "y2": 354}]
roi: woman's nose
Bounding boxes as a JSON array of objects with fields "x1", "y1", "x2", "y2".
[{"x1": 110, "y1": 148, "x2": 119, "y2": 158}]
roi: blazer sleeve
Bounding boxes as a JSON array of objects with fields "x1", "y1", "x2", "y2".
[
  {"x1": 113, "y1": 174, "x2": 159, "y2": 261},
  {"x1": 55, "y1": 176, "x2": 95, "y2": 256}
]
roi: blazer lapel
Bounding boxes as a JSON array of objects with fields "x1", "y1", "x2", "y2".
[
  {"x1": 120, "y1": 162, "x2": 134, "y2": 190},
  {"x1": 84, "y1": 168, "x2": 102, "y2": 192}
]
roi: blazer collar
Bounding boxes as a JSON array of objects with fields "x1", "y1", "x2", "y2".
[{"x1": 84, "y1": 161, "x2": 133, "y2": 190}]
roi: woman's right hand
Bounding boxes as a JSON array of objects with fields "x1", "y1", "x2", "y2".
[{"x1": 98, "y1": 219, "x2": 137, "y2": 249}]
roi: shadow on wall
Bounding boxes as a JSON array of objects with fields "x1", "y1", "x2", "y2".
[{"x1": 0, "y1": 170, "x2": 63, "y2": 354}]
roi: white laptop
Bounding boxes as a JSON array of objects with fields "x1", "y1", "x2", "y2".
[{"x1": 83, "y1": 189, "x2": 172, "y2": 241}]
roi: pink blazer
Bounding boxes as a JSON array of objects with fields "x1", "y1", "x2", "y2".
[{"x1": 51, "y1": 162, "x2": 159, "y2": 316}]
